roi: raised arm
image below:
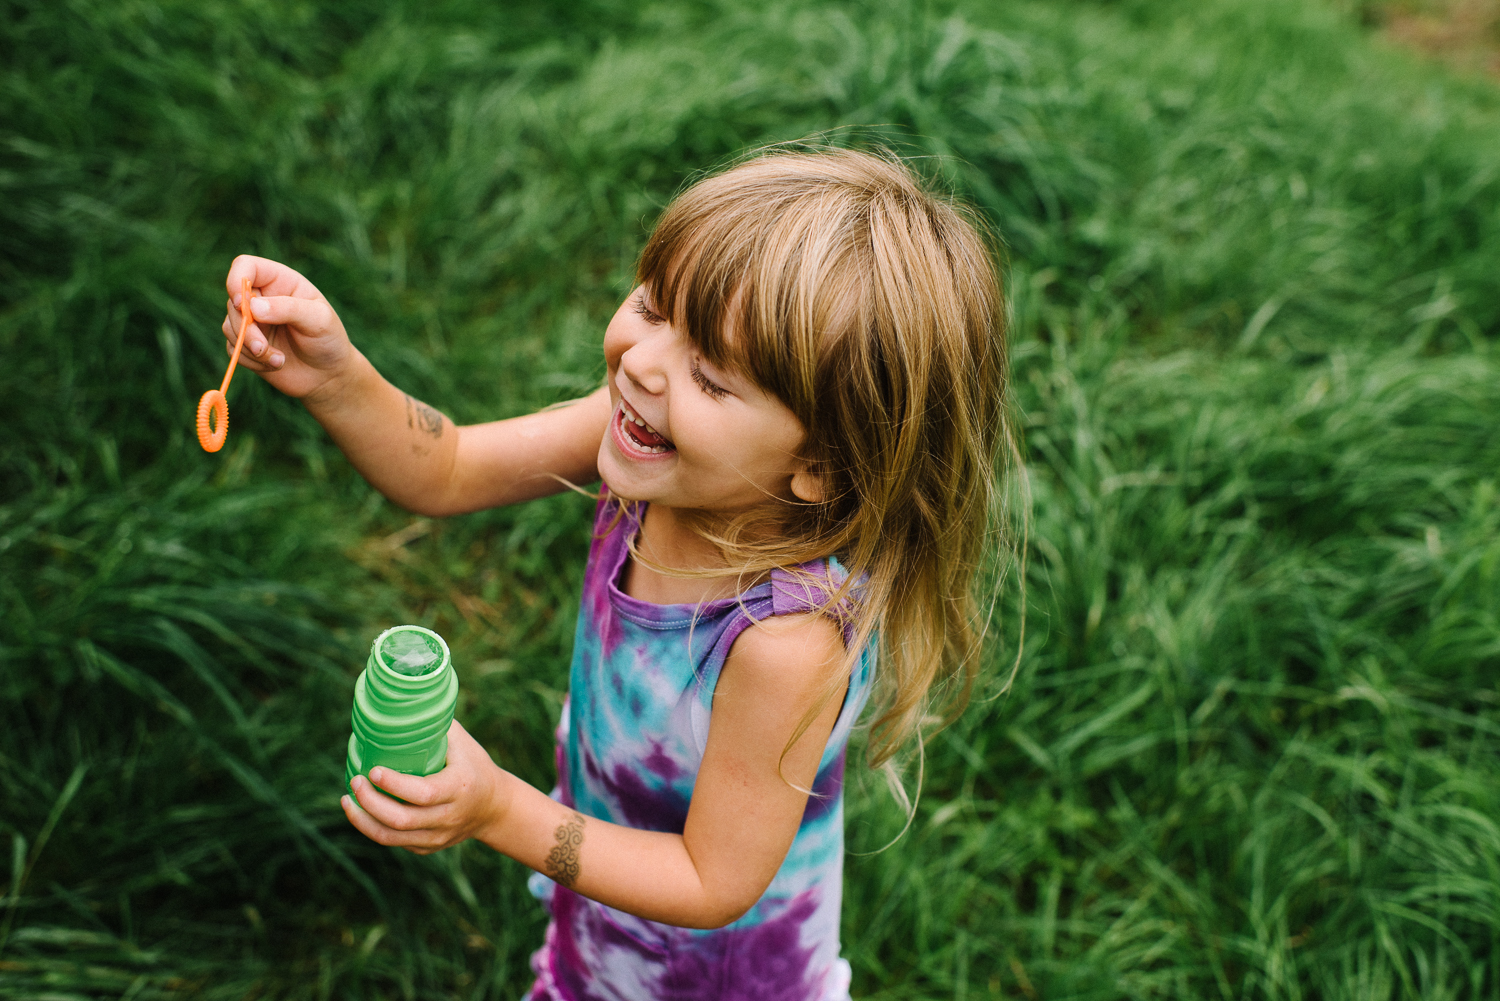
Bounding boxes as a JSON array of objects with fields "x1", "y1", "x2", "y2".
[
  {"x1": 343, "y1": 612, "x2": 850, "y2": 929},
  {"x1": 219, "y1": 255, "x2": 610, "y2": 514}
]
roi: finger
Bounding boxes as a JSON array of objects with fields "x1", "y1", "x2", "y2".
[
  {"x1": 224, "y1": 340, "x2": 284, "y2": 371},
  {"x1": 350, "y1": 773, "x2": 426, "y2": 829},
  {"x1": 353, "y1": 774, "x2": 454, "y2": 834},
  {"x1": 223, "y1": 305, "x2": 276, "y2": 362},
  {"x1": 447, "y1": 717, "x2": 477, "y2": 748},
  {"x1": 343, "y1": 791, "x2": 450, "y2": 852},
  {"x1": 368, "y1": 766, "x2": 448, "y2": 808},
  {"x1": 248, "y1": 294, "x2": 338, "y2": 339},
  {"x1": 342, "y1": 793, "x2": 441, "y2": 849},
  {"x1": 226, "y1": 254, "x2": 326, "y2": 302},
  {"x1": 342, "y1": 793, "x2": 403, "y2": 846},
  {"x1": 222, "y1": 336, "x2": 283, "y2": 372},
  {"x1": 444, "y1": 718, "x2": 498, "y2": 767}
]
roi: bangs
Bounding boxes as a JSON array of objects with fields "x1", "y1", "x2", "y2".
[
  {"x1": 635, "y1": 157, "x2": 873, "y2": 414},
  {"x1": 636, "y1": 212, "x2": 753, "y2": 378}
]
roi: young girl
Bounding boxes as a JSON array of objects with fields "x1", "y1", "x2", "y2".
[{"x1": 220, "y1": 147, "x2": 1009, "y2": 1000}]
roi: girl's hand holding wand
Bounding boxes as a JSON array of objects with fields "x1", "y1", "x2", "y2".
[
  {"x1": 220, "y1": 255, "x2": 357, "y2": 402},
  {"x1": 218, "y1": 254, "x2": 466, "y2": 513},
  {"x1": 218, "y1": 253, "x2": 610, "y2": 516}
]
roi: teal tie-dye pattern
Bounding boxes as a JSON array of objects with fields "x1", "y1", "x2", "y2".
[{"x1": 525, "y1": 497, "x2": 874, "y2": 1001}]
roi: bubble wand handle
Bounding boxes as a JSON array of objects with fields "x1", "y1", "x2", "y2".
[{"x1": 196, "y1": 277, "x2": 254, "y2": 453}]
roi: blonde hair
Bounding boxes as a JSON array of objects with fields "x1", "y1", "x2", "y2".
[{"x1": 629, "y1": 145, "x2": 1014, "y2": 770}]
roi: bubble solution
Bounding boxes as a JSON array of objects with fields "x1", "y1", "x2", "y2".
[{"x1": 380, "y1": 629, "x2": 444, "y2": 676}]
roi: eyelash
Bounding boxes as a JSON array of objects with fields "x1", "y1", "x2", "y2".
[
  {"x1": 691, "y1": 361, "x2": 729, "y2": 401},
  {"x1": 632, "y1": 294, "x2": 665, "y2": 325},
  {"x1": 633, "y1": 292, "x2": 728, "y2": 400}
]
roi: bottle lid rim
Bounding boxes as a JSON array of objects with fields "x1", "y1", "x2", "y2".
[{"x1": 372, "y1": 624, "x2": 451, "y2": 679}]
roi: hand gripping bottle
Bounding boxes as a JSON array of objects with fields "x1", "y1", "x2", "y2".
[{"x1": 345, "y1": 625, "x2": 458, "y2": 796}]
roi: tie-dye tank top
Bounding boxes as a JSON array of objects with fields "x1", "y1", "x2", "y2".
[{"x1": 525, "y1": 497, "x2": 875, "y2": 1001}]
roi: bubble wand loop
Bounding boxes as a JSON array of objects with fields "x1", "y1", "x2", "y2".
[{"x1": 196, "y1": 277, "x2": 255, "y2": 453}]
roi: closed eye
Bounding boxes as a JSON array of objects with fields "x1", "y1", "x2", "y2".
[
  {"x1": 691, "y1": 361, "x2": 729, "y2": 400},
  {"x1": 632, "y1": 292, "x2": 666, "y2": 325}
]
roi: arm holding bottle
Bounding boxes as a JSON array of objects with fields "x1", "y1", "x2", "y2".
[
  {"x1": 342, "y1": 611, "x2": 850, "y2": 930},
  {"x1": 220, "y1": 255, "x2": 610, "y2": 515}
]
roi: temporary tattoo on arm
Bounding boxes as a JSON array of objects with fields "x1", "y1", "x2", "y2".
[
  {"x1": 403, "y1": 394, "x2": 445, "y2": 438},
  {"x1": 544, "y1": 811, "x2": 585, "y2": 888}
]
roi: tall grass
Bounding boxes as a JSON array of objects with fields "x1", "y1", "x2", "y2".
[{"x1": 3, "y1": 0, "x2": 1498, "y2": 997}]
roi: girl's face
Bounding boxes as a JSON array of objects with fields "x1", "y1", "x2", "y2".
[{"x1": 598, "y1": 286, "x2": 819, "y2": 514}]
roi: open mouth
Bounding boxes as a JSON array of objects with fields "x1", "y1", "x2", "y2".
[{"x1": 617, "y1": 400, "x2": 675, "y2": 454}]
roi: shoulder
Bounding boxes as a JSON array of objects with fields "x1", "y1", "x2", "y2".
[
  {"x1": 768, "y1": 560, "x2": 860, "y2": 644},
  {"x1": 721, "y1": 612, "x2": 847, "y2": 700}
]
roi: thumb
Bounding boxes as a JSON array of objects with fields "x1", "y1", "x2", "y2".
[
  {"x1": 443, "y1": 719, "x2": 500, "y2": 772},
  {"x1": 248, "y1": 294, "x2": 340, "y2": 338},
  {"x1": 447, "y1": 717, "x2": 478, "y2": 749}
]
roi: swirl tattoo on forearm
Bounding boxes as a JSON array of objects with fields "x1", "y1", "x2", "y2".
[
  {"x1": 544, "y1": 811, "x2": 585, "y2": 888},
  {"x1": 403, "y1": 393, "x2": 445, "y2": 438}
]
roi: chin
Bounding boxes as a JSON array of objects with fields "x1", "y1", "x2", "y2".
[{"x1": 595, "y1": 452, "x2": 647, "y2": 502}]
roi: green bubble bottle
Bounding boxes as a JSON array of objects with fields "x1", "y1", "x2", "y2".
[{"x1": 345, "y1": 625, "x2": 458, "y2": 796}]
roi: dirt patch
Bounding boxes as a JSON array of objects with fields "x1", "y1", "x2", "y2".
[{"x1": 1373, "y1": 0, "x2": 1500, "y2": 78}]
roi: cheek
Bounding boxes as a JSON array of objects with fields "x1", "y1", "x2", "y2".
[{"x1": 683, "y1": 407, "x2": 783, "y2": 470}]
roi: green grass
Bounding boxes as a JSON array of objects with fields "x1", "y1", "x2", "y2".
[{"x1": 3, "y1": 0, "x2": 1499, "y2": 997}]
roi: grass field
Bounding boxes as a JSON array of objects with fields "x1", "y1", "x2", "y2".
[{"x1": 3, "y1": 0, "x2": 1500, "y2": 997}]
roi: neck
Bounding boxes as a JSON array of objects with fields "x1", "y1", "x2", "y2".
[{"x1": 622, "y1": 504, "x2": 748, "y2": 605}]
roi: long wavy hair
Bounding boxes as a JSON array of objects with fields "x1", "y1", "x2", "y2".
[{"x1": 623, "y1": 145, "x2": 1016, "y2": 771}]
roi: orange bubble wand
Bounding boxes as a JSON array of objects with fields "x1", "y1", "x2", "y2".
[{"x1": 197, "y1": 277, "x2": 255, "y2": 453}]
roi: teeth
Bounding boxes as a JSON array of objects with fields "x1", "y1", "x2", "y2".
[
  {"x1": 619, "y1": 401, "x2": 667, "y2": 453},
  {"x1": 621, "y1": 402, "x2": 661, "y2": 436}
]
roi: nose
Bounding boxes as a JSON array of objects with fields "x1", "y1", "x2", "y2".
[{"x1": 618, "y1": 330, "x2": 670, "y2": 398}]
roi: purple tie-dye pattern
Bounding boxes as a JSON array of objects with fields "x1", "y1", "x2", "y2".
[
  {"x1": 580, "y1": 742, "x2": 692, "y2": 834},
  {"x1": 538, "y1": 887, "x2": 826, "y2": 1001},
  {"x1": 800, "y1": 749, "x2": 846, "y2": 825},
  {"x1": 525, "y1": 497, "x2": 873, "y2": 1001},
  {"x1": 654, "y1": 893, "x2": 821, "y2": 1000},
  {"x1": 654, "y1": 892, "x2": 822, "y2": 1000},
  {"x1": 643, "y1": 742, "x2": 684, "y2": 782},
  {"x1": 547, "y1": 888, "x2": 669, "y2": 1001}
]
